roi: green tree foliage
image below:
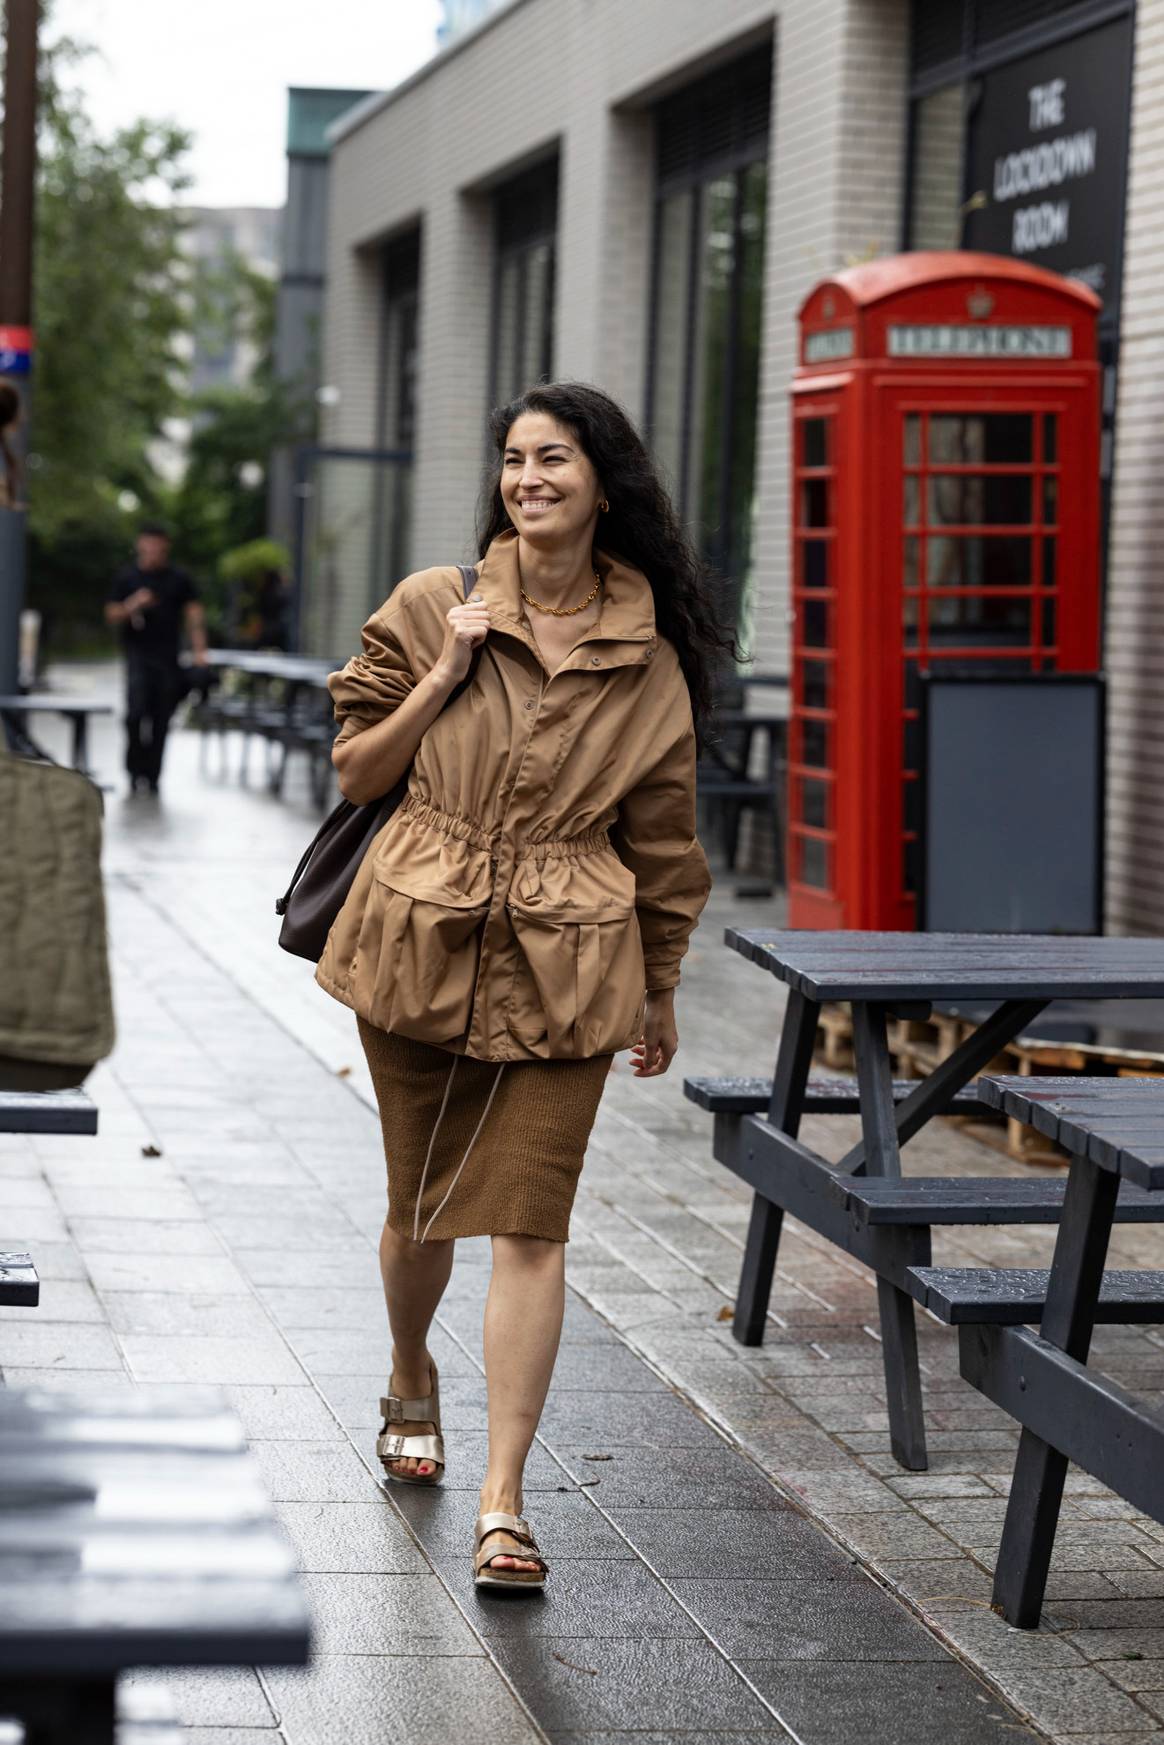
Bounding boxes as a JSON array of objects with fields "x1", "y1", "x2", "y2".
[
  {"x1": 23, "y1": 27, "x2": 192, "y2": 648},
  {"x1": 166, "y1": 253, "x2": 313, "y2": 633}
]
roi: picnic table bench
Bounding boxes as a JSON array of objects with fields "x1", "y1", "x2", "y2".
[
  {"x1": 698, "y1": 679, "x2": 788, "y2": 874},
  {"x1": 194, "y1": 651, "x2": 336, "y2": 805},
  {"x1": 685, "y1": 930, "x2": 1164, "y2": 1472},
  {"x1": 909, "y1": 1075, "x2": 1164, "y2": 1628},
  {"x1": 0, "y1": 1091, "x2": 99, "y2": 1310},
  {"x1": 0, "y1": 696, "x2": 113, "y2": 777},
  {"x1": 0, "y1": 1385, "x2": 311, "y2": 1743}
]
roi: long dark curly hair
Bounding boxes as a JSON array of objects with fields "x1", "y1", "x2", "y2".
[{"x1": 477, "y1": 381, "x2": 737, "y2": 735}]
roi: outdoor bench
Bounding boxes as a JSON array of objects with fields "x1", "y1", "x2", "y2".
[
  {"x1": 697, "y1": 701, "x2": 786, "y2": 875},
  {"x1": 193, "y1": 652, "x2": 335, "y2": 803},
  {"x1": 906, "y1": 1075, "x2": 1164, "y2": 1628},
  {"x1": 0, "y1": 1092, "x2": 311, "y2": 1739},
  {"x1": 686, "y1": 928, "x2": 1164, "y2": 1473},
  {"x1": 0, "y1": 1090, "x2": 99, "y2": 1312},
  {"x1": 0, "y1": 1385, "x2": 311, "y2": 1744}
]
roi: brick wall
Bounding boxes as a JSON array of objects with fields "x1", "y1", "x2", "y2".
[
  {"x1": 321, "y1": 0, "x2": 910, "y2": 662},
  {"x1": 1105, "y1": 1, "x2": 1164, "y2": 932}
]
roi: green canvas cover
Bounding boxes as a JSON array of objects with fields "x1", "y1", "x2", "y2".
[{"x1": 0, "y1": 750, "x2": 115, "y2": 1088}]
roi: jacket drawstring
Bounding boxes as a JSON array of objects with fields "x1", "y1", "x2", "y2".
[{"x1": 414, "y1": 1059, "x2": 506, "y2": 1243}]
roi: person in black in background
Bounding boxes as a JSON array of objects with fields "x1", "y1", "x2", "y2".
[{"x1": 105, "y1": 523, "x2": 208, "y2": 795}]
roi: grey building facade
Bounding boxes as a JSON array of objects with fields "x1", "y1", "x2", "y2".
[
  {"x1": 268, "y1": 87, "x2": 373, "y2": 552},
  {"x1": 311, "y1": 0, "x2": 1164, "y2": 935}
]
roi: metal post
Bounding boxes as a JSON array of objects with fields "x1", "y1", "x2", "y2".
[{"x1": 0, "y1": 0, "x2": 40, "y2": 696}]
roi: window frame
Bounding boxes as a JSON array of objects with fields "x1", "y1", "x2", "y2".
[
  {"x1": 488, "y1": 157, "x2": 560, "y2": 411},
  {"x1": 644, "y1": 46, "x2": 772, "y2": 598}
]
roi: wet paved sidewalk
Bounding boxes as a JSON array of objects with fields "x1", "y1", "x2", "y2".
[{"x1": 6, "y1": 667, "x2": 1135, "y2": 1743}]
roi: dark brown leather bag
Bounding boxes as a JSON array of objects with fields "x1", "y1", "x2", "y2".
[{"x1": 275, "y1": 564, "x2": 478, "y2": 961}]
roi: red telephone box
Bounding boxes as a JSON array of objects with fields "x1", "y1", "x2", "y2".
[{"x1": 786, "y1": 251, "x2": 1101, "y2": 930}]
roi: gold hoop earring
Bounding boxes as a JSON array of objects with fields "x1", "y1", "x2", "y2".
[{"x1": 599, "y1": 497, "x2": 609, "y2": 514}]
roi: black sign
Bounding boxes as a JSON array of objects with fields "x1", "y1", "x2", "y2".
[{"x1": 962, "y1": 16, "x2": 1133, "y2": 323}]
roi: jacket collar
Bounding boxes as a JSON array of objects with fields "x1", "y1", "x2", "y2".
[{"x1": 474, "y1": 528, "x2": 657, "y2": 671}]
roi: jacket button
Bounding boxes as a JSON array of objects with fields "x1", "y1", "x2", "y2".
[
  {"x1": 590, "y1": 655, "x2": 601, "y2": 667},
  {"x1": 523, "y1": 698, "x2": 535, "y2": 710},
  {"x1": 644, "y1": 648, "x2": 654, "y2": 660}
]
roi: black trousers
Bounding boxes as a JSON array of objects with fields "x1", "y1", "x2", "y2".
[{"x1": 125, "y1": 657, "x2": 180, "y2": 786}]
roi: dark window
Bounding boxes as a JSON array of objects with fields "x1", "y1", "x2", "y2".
[
  {"x1": 377, "y1": 229, "x2": 420, "y2": 588},
  {"x1": 491, "y1": 159, "x2": 559, "y2": 408},
  {"x1": 380, "y1": 230, "x2": 420, "y2": 451},
  {"x1": 647, "y1": 44, "x2": 771, "y2": 639}
]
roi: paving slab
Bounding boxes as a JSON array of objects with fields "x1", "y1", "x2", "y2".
[{"x1": 8, "y1": 686, "x2": 1066, "y2": 1744}]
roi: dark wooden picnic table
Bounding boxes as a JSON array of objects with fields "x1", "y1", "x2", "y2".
[
  {"x1": 0, "y1": 696, "x2": 113, "y2": 775},
  {"x1": 911, "y1": 1075, "x2": 1164, "y2": 1627},
  {"x1": 706, "y1": 930, "x2": 1164, "y2": 1471},
  {"x1": 0, "y1": 1385, "x2": 311, "y2": 1743},
  {"x1": 197, "y1": 650, "x2": 337, "y2": 801}
]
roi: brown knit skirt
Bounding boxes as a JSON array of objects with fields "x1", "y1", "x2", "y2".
[{"x1": 358, "y1": 1020, "x2": 612, "y2": 1242}]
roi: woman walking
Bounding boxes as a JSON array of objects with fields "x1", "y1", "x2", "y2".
[{"x1": 317, "y1": 382, "x2": 721, "y2": 1589}]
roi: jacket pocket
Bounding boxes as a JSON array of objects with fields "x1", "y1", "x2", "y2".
[
  {"x1": 356, "y1": 864, "x2": 489, "y2": 1045},
  {"x1": 507, "y1": 860, "x2": 645, "y2": 1057}
]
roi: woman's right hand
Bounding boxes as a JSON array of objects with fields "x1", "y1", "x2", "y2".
[{"x1": 434, "y1": 594, "x2": 491, "y2": 688}]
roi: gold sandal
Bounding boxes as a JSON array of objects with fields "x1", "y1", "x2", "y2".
[
  {"x1": 473, "y1": 1511, "x2": 549, "y2": 1590},
  {"x1": 376, "y1": 1362, "x2": 444, "y2": 1486}
]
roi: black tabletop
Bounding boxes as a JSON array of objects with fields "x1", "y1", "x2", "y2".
[
  {"x1": 0, "y1": 1090, "x2": 97, "y2": 1136},
  {"x1": 0, "y1": 696, "x2": 112, "y2": 715},
  {"x1": 979, "y1": 1076, "x2": 1164, "y2": 1190},
  {"x1": 0, "y1": 1385, "x2": 311, "y2": 1673},
  {"x1": 727, "y1": 930, "x2": 1164, "y2": 1002}
]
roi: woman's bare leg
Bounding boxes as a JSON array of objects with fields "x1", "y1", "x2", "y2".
[
  {"x1": 379, "y1": 1219, "x2": 455, "y2": 1477},
  {"x1": 478, "y1": 1234, "x2": 565, "y2": 1572}
]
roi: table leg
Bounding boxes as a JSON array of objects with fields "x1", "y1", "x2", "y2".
[
  {"x1": 732, "y1": 988, "x2": 818, "y2": 1347},
  {"x1": 992, "y1": 1155, "x2": 1118, "y2": 1627},
  {"x1": 0, "y1": 1677, "x2": 116, "y2": 1744},
  {"x1": 71, "y1": 713, "x2": 89, "y2": 772},
  {"x1": 852, "y1": 1001, "x2": 928, "y2": 1470}
]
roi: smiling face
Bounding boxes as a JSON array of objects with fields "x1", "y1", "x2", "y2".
[{"x1": 500, "y1": 411, "x2": 604, "y2": 548}]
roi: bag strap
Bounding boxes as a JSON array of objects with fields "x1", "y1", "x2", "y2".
[{"x1": 274, "y1": 563, "x2": 481, "y2": 916}]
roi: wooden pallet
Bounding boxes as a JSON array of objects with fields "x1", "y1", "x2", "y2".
[{"x1": 812, "y1": 1002, "x2": 1164, "y2": 1166}]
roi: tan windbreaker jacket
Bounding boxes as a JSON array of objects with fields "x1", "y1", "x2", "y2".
[{"x1": 315, "y1": 529, "x2": 711, "y2": 1062}]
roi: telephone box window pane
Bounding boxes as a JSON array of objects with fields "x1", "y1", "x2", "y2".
[
  {"x1": 1042, "y1": 597, "x2": 1057, "y2": 646},
  {"x1": 927, "y1": 594, "x2": 1032, "y2": 640},
  {"x1": 929, "y1": 414, "x2": 1032, "y2": 464},
  {"x1": 904, "y1": 537, "x2": 920, "y2": 586},
  {"x1": 904, "y1": 475, "x2": 920, "y2": 526},
  {"x1": 927, "y1": 474, "x2": 1032, "y2": 526},
  {"x1": 802, "y1": 659, "x2": 829, "y2": 710},
  {"x1": 803, "y1": 419, "x2": 829, "y2": 468},
  {"x1": 1044, "y1": 415, "x2": 1058, "y2": 462},
  {"x1": 927, "y1": 535, "x2": 1032, "y2": 587},
  {"x1": 803, "y1": 539, "x2": 829, "y2": 588},
  {"x1": 1045, "y1": 537, "x2": 1057, "y2": 590},
  {"x1": 802, "y1": 478, "x2": 829, "y2": 528},
  {"x1": 904, "y1": 415, "x2": 921, "y2": 466},
  {"x1": 802, "y1": 718, "x2": 829, "y2": 767},
  {"x1": 903, "y1": 775, "x2": 920, "y2": 833},
  {"x1": 799, "y1": 836, "x2": 830, "y2": 889},
  {"x1": 800, "y1": 778, "x2": 829, "y2": 829},
  {"x1": 903, "y1": 714, "x2": 920, "y2": 769},
  {"x1": 1043, "y1": 476, "x2": 1059, "y2": 526},
  {"x1": 903, "y1": 836, "x2": 918, "y2": 896},
  {"x1": 802, "y1": 599, "x2": 829, "y2": 647},
  {"x1": 903, "y1": 594, "x2": 919, "y2": 647}
]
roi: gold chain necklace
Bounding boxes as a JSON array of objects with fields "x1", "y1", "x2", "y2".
[{"x1": 520, "y1": 568, "x2": 602, "y2": 618}]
